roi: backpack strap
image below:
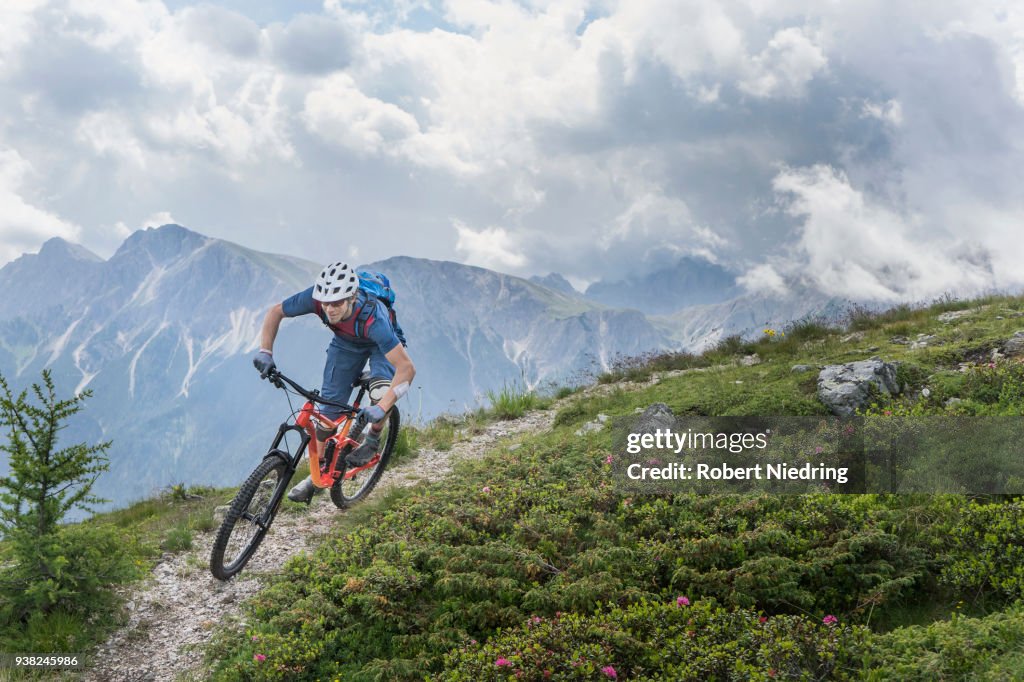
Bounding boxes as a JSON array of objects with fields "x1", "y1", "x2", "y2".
[
  {"x1": 313, "y1": 299, "x2": 329, "y2": 328},
  {"x1": 353, "y1": 294, "x2": 377, "y2": 338},
  {"x1": 391, "y1": 309, "x2": 408, "y2": 347}
]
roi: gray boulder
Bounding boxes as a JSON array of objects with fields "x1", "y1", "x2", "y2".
[
  {"x1": 817, "y1": 357, "x2": 902, "y2": 416},
  {"x1": 938, "y1": 308, "x2": 979, "y2": 322},
  {"x1": 910, "y1": 334, "x2": 937, "y2": 349},
  {"x1": 1004, "y1": 331, "x2": 1024, "y2": 358},
  {"x1": 791, "y1": 364, "x2": 815, "y2": 373},
  {"x1": 633, "y1": 403, "x2": 677, "y2": 434}
]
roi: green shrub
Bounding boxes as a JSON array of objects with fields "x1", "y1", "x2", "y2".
[
  {"x1": 941, "y1": 501, "x2": 1024, "y2": 601},
  {"x1": 486, "y1": 383, "x2": 540, "y2": 420},
  {"x1": 554, "y1": 386, "x2": 577, "y2": 400},
  {"x1": 894, "y1": 362, "x2": 929, "y2": 393},
  {"x1": 597, "y1": 351, "x2": 709, "y2": 384},
  {"x1": 711, "y1": 334, "x2": 757, "y2": 358},
  {"x1": 782, "y1": 317, "x2": 837, "y2": 343},
  {"x1": 0, "y1": 524, "x2": 142, "y2": 646},
  {"x1": 191, "y1": 511, "x2": 216, "y2": 533},
  {"x1": 865, "y1": 606, "x2": 1024, "y2": 680},
  {"x1": 392, "y1": 425, "x2": 420, "y2": 465},
  {"x1": 960, "y1": 359, "x2": 1024, "y2": 410},
  {"x1": 161, "y1": 524, "x2": 193, "y2": 553},
  {"x1": 886, "y1": 321, "x2": 915, "y2": 338},
  {"x1": 438, "y1": 599, "x2": 868, "y2": 681},
  {"x1": 203, "y1": 430, "x2": 953, "y2": 680},
  {"x1": 421, "y1": 418, "x2": 457, "y2": 451}
]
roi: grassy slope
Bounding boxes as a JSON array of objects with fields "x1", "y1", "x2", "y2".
[
  {"x1": 195, "y1": 292, "x2": 1024, "y2": 680},
  {"x1": 8, "y1": 292, "x2": 1024, "y2": 679}
]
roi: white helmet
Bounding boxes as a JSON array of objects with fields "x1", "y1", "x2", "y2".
[{"x1": 313, "y1": 261, "x2": 359, "y2": 302}]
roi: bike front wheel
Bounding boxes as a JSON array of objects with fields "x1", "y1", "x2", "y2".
[
  {"x1": 210, "y1": 453, "x2": 290, "y2": 580},
  {"x1": 331, "y1": 407, "x2": 399, "y2": 509}
]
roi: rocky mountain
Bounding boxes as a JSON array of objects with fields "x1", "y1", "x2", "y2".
[
  {"x1": 0, "y1": 224, "x2": 890, "y2": 513},
  {"x1": 584, "y1": 255, "x2": 742, "y2": 315},
  {"x1": 0, "y1": 225, "x2": 670, "y2": 511},
  {"x1": 653, "y1": 283, "x2": 863, "y2": 351},
  {"x1": 528, "y1": 273, "x2": 578, "y2": 296}
]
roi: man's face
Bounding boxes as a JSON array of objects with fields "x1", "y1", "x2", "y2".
[{"x1": 322, "y1": 295, "x2": 357, "y2": 324}]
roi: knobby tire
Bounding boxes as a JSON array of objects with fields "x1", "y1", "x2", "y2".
[
  {"x1": 210, "y1": 453, "x2": 290, "y2": 580},
  {"x1": 330, "y1": 407, "x2": 399, "y2": 509}
]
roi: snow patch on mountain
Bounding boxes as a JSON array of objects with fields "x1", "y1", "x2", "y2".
[
  {"x1": 47, "y1": 315, "x2": 85, "y2": 366},
  {"x1": 128, "y1": 265, "x2": 167, "y2": 307},
  {"x1": 129, "y1": 322, "x2": 169, "y2": 397}
]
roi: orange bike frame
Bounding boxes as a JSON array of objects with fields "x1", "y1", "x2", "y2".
[{"x1": 295, "y1": 401, "x2": 379, "y2": 488}]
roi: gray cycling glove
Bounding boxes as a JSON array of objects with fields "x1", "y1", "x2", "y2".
[{"x1": 253, "y1": 350, "x2": 276, "y2": 379}]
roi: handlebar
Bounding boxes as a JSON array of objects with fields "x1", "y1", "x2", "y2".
[{"x1": 266, "y1": 368, "x2": 359, "y2": 416}]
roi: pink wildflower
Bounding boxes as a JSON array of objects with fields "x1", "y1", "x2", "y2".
[
  {"x1": 759, "y1": 616, "x2": 768, "y2": 624},
  {"x1": 254, "y1": 654, "x2": 266, "y2": 663},
  {"x1": 532, "y1": 616, "x2": 542, "y2": 624},
  {"x1": 814, "y1": 446, "x2": 823, "y2": 454},
  {"x1": 482, "y1": 486, "x2": 491, "y2": 493},
  {"x1": 602, "y1": 665, "x2": 618, "y2": 679},
  {"x1": 823, "y1": 614, "x2": 838, "y2": 626},
  {"x1": 676, "y1": 596, "x2": 690, "y2": 607},
  {"x1": 251, "y1": 635, "x2": 259, "y2": 642},
  {"x1": 496, "y1": 658, "x2": 512, "y2": 667},
  {"x1": 605, "y1": 455, "x2": 614, "y2": 464}
]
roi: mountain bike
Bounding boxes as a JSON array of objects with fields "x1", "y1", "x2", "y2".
[{"x1": 209, "y1": 368, "x2": 400, "y2": 580}]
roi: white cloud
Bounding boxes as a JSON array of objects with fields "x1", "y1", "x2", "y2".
[
  {"x1": 143, "y1": 211, "x2": 177, "y2": 228},
  {"x1": 861, "y1": 98, "x2": 903, "y2": 126},
  {"x1": 0, "y1": 1, "x2": 46, "y2": 75},
  {"x1": 453, "y1": 220, "x2": 526, "y2": 270},
  {"x1": 267, "y1": 13, "x2": 355, "y2": 74},
  {"x1": 304, "y1": 73, "x2": 420, "y2": 155},
  {"x1": 179, "y1": 5, "x2": 260, "y2": 59},
  {"x1": 77, "y1": 111, "x2": 147, "y2": 169},
  {"x1": 1, "y1": 0, "x2": 1023, "y2": 298},
  {"x1": 739, "y1": 27, "x2": 828, "y2": 98},
  {"x1": 771, "y1": 164, "x2": 997, "y2": 301},
  {"x1": 600, "y1": 190, "x2": 723, "y2": 253},
  {"x1": 737, "y1": 263, "x2": 788, "y2": 295},
  {"x1": 0, "y1": 148, "x2": 80, "y2": 264},
  {"x1": 610, "y1": 0, "x2": 746, "y2": 82}
]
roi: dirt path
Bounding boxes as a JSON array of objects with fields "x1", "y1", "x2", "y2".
[{"x1": 82, "y1": 409, "x2": 556, "y2": 682}]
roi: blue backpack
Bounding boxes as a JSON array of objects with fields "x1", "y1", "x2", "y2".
[{"x1": 355, "y1": 271, "x2": 407, "y2": 347}]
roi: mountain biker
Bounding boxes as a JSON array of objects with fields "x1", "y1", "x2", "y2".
[{"x1": 252, "y1": 261, "x2": 415, "y2": 503}]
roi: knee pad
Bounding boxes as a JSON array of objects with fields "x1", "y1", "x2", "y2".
[{"x1": 368, "y1": 377, "x2": 391, "y2": 404}]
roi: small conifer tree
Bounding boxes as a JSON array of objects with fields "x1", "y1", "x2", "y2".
[{"x1": 0, "y1": 369, "x2": 111, "y2": 619}]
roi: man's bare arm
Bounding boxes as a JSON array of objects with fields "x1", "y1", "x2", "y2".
[
  {"x1": 259, "y1": 303, "x2": 285, "y2": 353},
  {"x1": 378, "y1": 344, "x2": 416, "y2": 413}
]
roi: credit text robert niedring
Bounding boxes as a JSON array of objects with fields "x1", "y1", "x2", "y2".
[{"x1": 624, "y1": 428, "x2": 850, "y2": 485}]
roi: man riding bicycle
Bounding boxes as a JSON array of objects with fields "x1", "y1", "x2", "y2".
[{"x1": 252, "y1": 261, "x2": 415, "y2": 503}]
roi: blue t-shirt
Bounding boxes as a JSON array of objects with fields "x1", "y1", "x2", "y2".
[{"x1": 282, "y1": 286, "x2": 401, "y2": 354}]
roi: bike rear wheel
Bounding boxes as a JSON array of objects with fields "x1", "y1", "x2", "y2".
[
  {"x1": 210, "y1": 453, "x2": 290, "y2": 580},
  {"x1": 331, "y1": 407, "x2": 399, "y2": 509}
]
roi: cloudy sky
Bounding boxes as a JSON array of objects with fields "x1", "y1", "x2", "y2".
[{"x1": 1, "y1": 0, "x2": 1023, "y2": 301}]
